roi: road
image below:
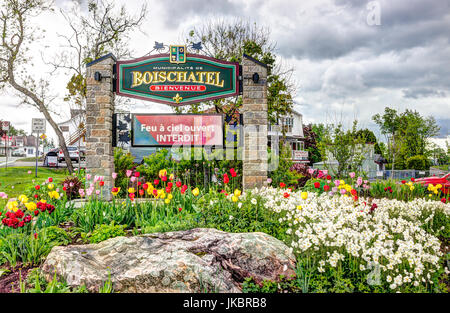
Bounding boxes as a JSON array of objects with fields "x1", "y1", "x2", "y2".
[{"x1": 0, "y1": 157, "x2": 86, "y2": 168}]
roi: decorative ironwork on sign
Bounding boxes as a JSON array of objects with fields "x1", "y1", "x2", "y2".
[{"x1": 115, "y1": 44, "x2": 240, "y2": 106}]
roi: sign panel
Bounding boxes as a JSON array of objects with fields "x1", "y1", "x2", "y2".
[
  {"x1": 116, "y1": 53, "x2": 239, "y2": 106},
  {"x1": 132, "y1": 114, "x2": 223, "y2": 147},
  {"x1": 293, "y1": 150, "x2": 309, "y2": 160},
  {"x1": 32, "y1": 118, "x2": 46, "y2": 132},
  {"x1": 1, "y1": 121, "x2": 9, "y2": 131}
]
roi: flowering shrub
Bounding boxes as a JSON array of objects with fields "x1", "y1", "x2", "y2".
[{"x1": 254, "y1": 186, "x2": 449, "y2": 292}]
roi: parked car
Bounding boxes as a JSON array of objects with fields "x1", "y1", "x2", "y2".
[
  {"x1": 58, "y1": 146, "x2": 80, "y2": 163},
  {"x1": 11, "y1": 149, "x2": 26, "y2": 157},
  {"x1": 43, "y1": 149, "x2": 59, "y2": 167},
  {"x1": 415, "y1": 172, "x2": 450, "y2": 194}
]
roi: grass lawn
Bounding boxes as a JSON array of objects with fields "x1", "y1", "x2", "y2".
[
  {"x1": 16, "y1": 157, "x2": 44, "y2": 162},
  {"x1": 0, "y1": 166, "x2": 71, "y2": 202}
]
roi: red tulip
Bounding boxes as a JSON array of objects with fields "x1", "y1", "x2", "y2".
[
  {"x1": 35, "y1": 185, "x2": 40, "y2": 190},
  {"x1": 323, "y1": 185, "x2": 330, "y2": 192},
  {"x1": 99, "y1": 181, "x2": 105, "y2": 187},
  {"x1": 441, "y1": 198, "x2": 447, "y2": 203},
  {"x1": 411, "y1": 178, "x2": 415, "y2": 182},
  {"x1": 152, "y1": 189, "x2": 158, "y2": 196},
  {"x1": 178, "y1": 207, "x2": 182, "y2": 212},
  {"x1": 326, "y1": 175, "x2": 331, "y2": 180},
  {"x1": 139, "y1": 189, "x2": 144, "y2": 196},
  {"x1": 154, "y1": 179, "x2": 159, "y2": 186},
  {"x1": 280, "y1": 182, "x2": 286, "y2": 188},
  {"x1": 230, "y1": 168, "x2": 237, "y2": 177},
  {"x1": 48, "y1": 177, "x2": 53, "y2": 182},
  {"x1": 283, "y1": 192, "x2": 290, "y2": 198},
  {"x1": 167, "y1": 182, "x2": 173, "y2": 188},
  {"x1": 401, "y1": 180, "x2": 406, "y2": 184},
  {"x1": 165, "y1": 186, "x2": 171, "y2": 193},
  {"x1": 63, "y1": 186, "x2": 67, "y2": 191},
  {"x1": 223, "y1": 173, "x2": 229, "y2": 184},
  {"x1": 161, "y1": 176, "x2": 167, "y2": 182},
  {"x1": 143, "y1": 183, "x2": 148, "y2": 190},
  {"x1": 137, "y1": 181, "x2": 142, "y2": 186},
  {"x1": 314, "y1": 182, "x2": 320, "y2": 189},
  {"x1": 176, "y1": 181, "x2": 182, "y2": 188},
  {"x1": 34, "y1": 233, "x2": 38, "y2": 239},
  {"x1": 135, "y1": 172, "x2": 140, "y2": 177}
]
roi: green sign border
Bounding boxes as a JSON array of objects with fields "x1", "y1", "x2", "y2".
[{"x1": 116, "y1": 53, "x2": 239, "y2": 106}]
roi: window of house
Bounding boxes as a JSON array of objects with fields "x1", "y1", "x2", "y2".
[
  {"x1": 281, "y1": 117, "x2": 293, "y2": 133},
  {"x1": 292, "y1": 141, "x2": 304, "y2": 151},
  {"x1": 27, "y1": 148, "x2": 33, "y2": 154}
]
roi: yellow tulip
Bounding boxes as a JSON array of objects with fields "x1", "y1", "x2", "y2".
[
  {"x1": 297, "y1": 205, "x2": 302, "y2": 210},
  {"x1": 128, "y1": 187, "x2": 135, "y2": 194},
  {"x1": 234, "y1": 189, "x2": 241, "y2": 197},
  {"x1": 192, "y1": 188, "x2": 199, "y2": 197},
  {"x1": 164, "y1": 198, "x2": 170, "y2": 204},
  {"x1": 159, "y1": 169, "x2": 167, "y2": 178},
  {"x1": 48, "y1": 183, "x2": 54, "y2": 190},
  {"x1": 301, "y1": 192, "x2": 308, "y2": 200},
  {"x1": 231, "y1": 195, "x2": 238, "y2": 202},
  {"x1": 169, "y1": 173, "x2": 174, "y2": 180},
  {"x1": 168, "y1": 193, "x2": 173, "y2": 200},
  {"x1": 25, "y1": 202, "x2": 37, "y2": 211},
  {"x1": 7, "y1": 201, "x2": 18, "y2": 211},
  {"x1": 18, "y1": 194, "x2": 28, "y2": 203}
]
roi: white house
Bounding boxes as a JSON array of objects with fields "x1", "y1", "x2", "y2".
[
  {"x1": 268, "y1": 109, "x2": 308, "y2": 163},
  {"x1": 4, "y1": 135, "x2": 43, "y2": 157}
]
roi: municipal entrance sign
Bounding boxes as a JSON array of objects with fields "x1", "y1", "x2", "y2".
[{"x1": 116, "y1": 50, "x2": 239, "y2": 105}]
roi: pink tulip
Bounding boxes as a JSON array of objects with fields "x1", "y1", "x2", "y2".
[
  {"x1": 340, "y1": 189, "x2": 346, "y2": 195},
  {"x1": 130, "y1": 177, "x2": 136, "y2": 182},
  {"x1": 323, "y1": 170, "x2": 328, "y2": 175},
  {"x1": 112, "y1": 172, "x2": 118, "y2": 179},
  {"x1": 86, "y1": 174, "x2": 91, "y2": 180},
  {"x1": 95, "y1": 190, "x2": 100, "y2": 195},
  {"x1": 126, "y1": 170, "x2": 132, "y2": 177},
  {"x1": 334, "y1": 180, "x2": 340, "y2": 186},
  {"x1": 356, "y1": 177, "x2": 363, "y2": 186},
  {"x1": 27, "y1": 170, "x2": 32, "y2": 174},
  {"x1": 307, "y1": 168, "x2": 314, "y2": 175},
  {"x1": 349, "y1": 172, "x2": 355, "y2": 178}
]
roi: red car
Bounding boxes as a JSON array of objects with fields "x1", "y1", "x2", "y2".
[{"x1": 415, "y1": 172, "x2": 450, "y2": 194}]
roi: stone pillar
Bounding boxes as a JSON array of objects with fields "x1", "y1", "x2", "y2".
[
  {"x1": 242, "y1": 54, "x2": 268, "y2": 190},
  {"x1": 85, "y1": 54, "x2": 116, "y2": 200}
]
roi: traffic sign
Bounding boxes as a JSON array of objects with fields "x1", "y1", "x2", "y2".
[
  {"x1": 1, "y1": 121, "x2": 9, "y2": 131},
  {"x1": 32, "y1": 118, "x2": 46, "y2": 132}
]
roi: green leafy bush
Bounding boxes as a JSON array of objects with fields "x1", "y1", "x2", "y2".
[
  {"x1": 406, "y1": 155, "x2": 430, "y2": 170},
  {"x1": 87, "y1": 222, "x2": 127, "y2": 244},
  {"x1": 114, "y1": 147, "x2": 136, "y2": 197}
]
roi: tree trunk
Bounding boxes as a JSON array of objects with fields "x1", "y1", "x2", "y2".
[
  {"x1": 391, "y1": 133, "x2": 395, "y2": 178},
  {"x1": 7, "y1": 64, "x2": 74, "y2": 173}
]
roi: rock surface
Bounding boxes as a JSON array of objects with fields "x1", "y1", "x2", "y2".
[{"x1": 41, "y1": 228, "x2": 296, "y2": 293}]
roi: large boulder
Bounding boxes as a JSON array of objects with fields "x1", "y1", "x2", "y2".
[{"x1": 41, "y1": 228, "x2": 296, "y2": 293}]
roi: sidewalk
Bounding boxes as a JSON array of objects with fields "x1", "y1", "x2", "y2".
[{"x1": 0, "y1": 157, "x2": 17, "y2": 168}]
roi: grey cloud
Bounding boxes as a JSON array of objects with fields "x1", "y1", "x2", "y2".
[
  {"x1": 402, "y1": 88, "x2": 447, "y2": 99},
  {"x1": 161, "y1": 0, "x2": 241, "y2": 29}
]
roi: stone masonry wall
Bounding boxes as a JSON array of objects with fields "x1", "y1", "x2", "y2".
[
  {"x1": 85, "y1": 55, "x2": 115, "y2": 200},
  {"x1": 242, "y1": 55, "x2": 268, "y2": 189}
]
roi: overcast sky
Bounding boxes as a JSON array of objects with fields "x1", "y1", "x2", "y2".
[{"x1": 1, "y1": 0, "x2": 449, "y2": 144}]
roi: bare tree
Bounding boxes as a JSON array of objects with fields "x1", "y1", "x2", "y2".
[
  {"x1": 178, "y1": 18, "x2": 298, "y2": 124},
  {"x1": 46, "y1": 0, "x2": 147, "y2": 114},
  {"x1": 0, "y1": 0, "x2": 76, "y2": 172}
]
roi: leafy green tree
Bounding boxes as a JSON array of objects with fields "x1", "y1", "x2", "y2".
[
  {"x1": 355, "y1": 128, "x2": 382, "y2": 155},
  {"x1": 179, "y1": 19, "x2": 296, "y2": 124},
  {"x1": 373, "y1": 108, "x2": 402, "y2": 175},
  {"x1": 319, "y1": 121, "x2": 367, "y2": 177}
]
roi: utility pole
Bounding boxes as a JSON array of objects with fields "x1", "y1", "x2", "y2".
[{"x1": 35, "y1": 132, "x2": 39, "y2": 178}]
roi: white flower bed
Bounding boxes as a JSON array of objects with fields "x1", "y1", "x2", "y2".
[{"x1": 252, "y1": 187, "x2": 450, "y2": 290}]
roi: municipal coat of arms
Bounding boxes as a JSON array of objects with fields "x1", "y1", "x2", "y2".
[{"x1": 169, "y1": 45, "x2": 186, "y2": 64}]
